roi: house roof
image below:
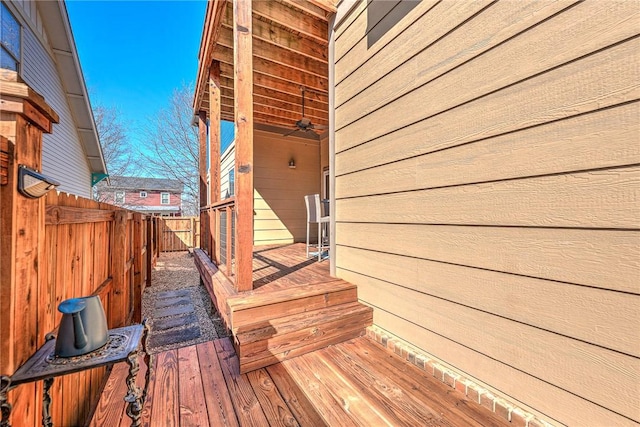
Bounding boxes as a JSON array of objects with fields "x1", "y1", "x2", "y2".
[
  {"x1": 105, "y1": 176, "x2": 184, "y2": 193},
  {"x1": 38, "y1": 0, "x2": 107, "y2": 178},
  {"x1": 192, "y1": 0, "x2": 335, "y2": 130}
]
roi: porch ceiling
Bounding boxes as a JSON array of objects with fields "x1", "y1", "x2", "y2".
[{"x1": 193, "y1": 0, "x2": 334, "y2": 131}]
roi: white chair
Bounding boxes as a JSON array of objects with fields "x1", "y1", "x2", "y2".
[{"x1": 305, "y1": 194, "x2": 329, "y2": 261}]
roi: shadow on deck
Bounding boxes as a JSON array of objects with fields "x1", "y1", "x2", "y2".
[{"x1": 90, "y1": 336, "x2": 509, "y2": 427}]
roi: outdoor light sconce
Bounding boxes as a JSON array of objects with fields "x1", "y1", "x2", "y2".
[
  {"x1": 288, "y1": 158, "x2": 296, "y2": 169},
  {"x1": 18, "y1": 165, "x2": 60, "y2": 198}
]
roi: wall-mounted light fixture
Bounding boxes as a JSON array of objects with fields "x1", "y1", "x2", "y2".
[
  {"x1": 18, "y1": 165, "x2": 60, "y2": 198},
  {"x1": 288, "y1": 158, "x2": 296, "y2": 169}
]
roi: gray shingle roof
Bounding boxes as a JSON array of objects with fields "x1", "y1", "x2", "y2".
[{"x1": 103, "y1": 176, "x2": 183, "y2": 192}]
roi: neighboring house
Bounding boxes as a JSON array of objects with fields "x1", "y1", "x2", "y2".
[
  {"x1": 97, "y1": 176, "x2": 183, "y2": 216},
  {"x1": 1, "y1": 0, "x2": 107, "y2": 198},
  {"x1": 194, "y1": 1, "x2": 639, "y2": 426}
]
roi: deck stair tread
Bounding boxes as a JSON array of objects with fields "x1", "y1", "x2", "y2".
[
  {"x1": 227, "y1": 279, "x2": 358, "y2": 331},
  {"x1": 234, "y1": 300, "x2": 373, "y2": 373},
  {"x1": 236, "y1": 302, "x2": 372, "y2": 354}
]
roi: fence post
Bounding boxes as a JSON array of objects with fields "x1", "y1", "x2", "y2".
[
  {"x1": 146, "y1": 217, "x2": 152, "y2": 286},
  {"x1": 190, "y1": 216, "x2": 195, "y2": 248},
  {"x1": 132, "y1": 213, "x2": 143, "y2": 323},
  {"x1": 110, "y1": 210, "x2": 128, "y2": 327}
]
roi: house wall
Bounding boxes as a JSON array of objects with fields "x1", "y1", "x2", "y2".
[
  {"x1": 254, "y1": 129, "x2": 321, "y2": 245},
  {"x1": 101, "y1": 189, "x2": 182, "y2": 214},
  {"x1": 123, "y1": 190, "x2": 182, "y2": 208},
  {"x1": 220, "y1": 141, "x2": 235, "y2": 199},
  {"x1": 333, "y1": 1, "x2": 640, "y2": 426},
  {"x1": 9, "y1": 1, "x2": 94, "y2": 198}
]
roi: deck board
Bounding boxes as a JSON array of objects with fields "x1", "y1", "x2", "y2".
[
  {"x1": 91, "y1": 337, "x2": 510, "y2": 427},
  {"x1": 178, "y1": 346, "x2": 209, "y2": 426},
  {"x1": 150, "y1": 349, "x2": 180, "y2": 426},
  {"x1": 196, "y1": 341, "x2": 240, "y2": 427},
  {"x1": 252, "y1": 244, "x2": 331, "y2": 292}
]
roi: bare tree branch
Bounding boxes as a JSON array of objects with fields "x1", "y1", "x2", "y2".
[
  {"x1": 93, "y1": 104, "x2": 133, "y2": 201},
  {"x1": 138, "y1": 84, "x2": 200, "y2": 215}
]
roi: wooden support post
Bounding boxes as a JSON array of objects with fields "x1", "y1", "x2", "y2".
[
  {"x1": 111, "y1": 210, "x2": 128, "y2": 327},
  {"x1": 198, "y1": 110, "x2": 208, "y2": 254},
  {"x1": 209, "y1": 62, "x2": 221, "y2": 205},
  {"x1": 209, "y1": 62, "x2": 221, "y2": 261},
  {"x1": 233, "y1": 0, "x2": 254, "y2": 291},
  {"x1": 132, "y1": 213, "x2": 143, "y2": 323}
]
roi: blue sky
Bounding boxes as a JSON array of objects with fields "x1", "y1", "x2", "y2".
[{"x1": 66, "y1": 0, "x2": 234, "y2": 150}]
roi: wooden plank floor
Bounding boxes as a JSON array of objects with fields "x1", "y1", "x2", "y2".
[
  {"x1": 91, "y1": 336, "x2": 509, "y2": 427},
  {"x1": 252, "y1": 243, "x2": 332, "y2": 292}
]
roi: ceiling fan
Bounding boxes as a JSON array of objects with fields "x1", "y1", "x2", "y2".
[{"x1": 283, "y1": 87, "x2": 328, "y2": 137}]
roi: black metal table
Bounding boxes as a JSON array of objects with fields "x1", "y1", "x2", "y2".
[{"x1": 0, "y1": 323, "x2": 150, "y2": 427}]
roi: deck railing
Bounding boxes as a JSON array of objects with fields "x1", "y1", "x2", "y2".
[{"x1": 201, "y1": 197, "x2": 236, "y2": 281}]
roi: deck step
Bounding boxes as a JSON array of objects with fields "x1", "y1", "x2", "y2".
[
  {"x1": 235, "y1": 301, "x2": 373, "y2": 373},
  {"x1": 227, "y1": 279, "x2": 358, "y2": 333}
]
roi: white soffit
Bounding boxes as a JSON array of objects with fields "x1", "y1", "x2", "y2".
[{"x1": 38, "y1": 0, "x2": 107, "y2": 176}]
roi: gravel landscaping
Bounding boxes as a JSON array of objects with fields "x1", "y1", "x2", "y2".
[{"x1": 141, "y1": 251, "x2": 229, "y2": 354}]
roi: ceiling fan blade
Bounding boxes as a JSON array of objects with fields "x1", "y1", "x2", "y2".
[
  {"x1": 283, "y1": 128, "x2": 300, "y2": 137},
  {"x1": 313, "y1": 124, "x2": 328, "y2": 130}
]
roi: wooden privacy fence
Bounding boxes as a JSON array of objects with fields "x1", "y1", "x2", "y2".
[
  {"x1": 3, "y1": 192, "x2": 159, "y2": 427},
  {"x1": 0, "y1": 73, "x2": 160, "y2": 427},
  {"x1": 158, "y1": 216, "x2": 200, "y2": 252}
]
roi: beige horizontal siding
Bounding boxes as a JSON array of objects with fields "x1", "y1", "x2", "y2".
[
  {"x1": 354, "y1": 285, "x2": 637, "y2": 427},
  {"x1": 338, "y1": 245, "x2": 639, "y2": 357},
  {"x1": 336, "y1": 103, "x2": 640, "y2": 191},
  {"x1": 253, "y1": 130, "x2": 320, "y2": 245},
  {"x1": 333, "y1": 1, "x2": 640, "y2": 425},
  {"x1": 336, "y1": 222, "x2": 639, "y2": 294}
]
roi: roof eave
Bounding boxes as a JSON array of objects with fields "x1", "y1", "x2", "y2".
[{"x1": 38, "y1": 0, "x2": 108, "y2": 178}]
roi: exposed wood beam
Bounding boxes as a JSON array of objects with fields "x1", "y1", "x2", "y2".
[
  {"x1": 218, "y1": 100, "x2": 329, "y2": 127},
  {"x1": 233, "y1": 0, "x2": 254, "y2": 292},
  {"x1": 213, "y1": 46, "x2": 328, "y2": 93},
  {"x1": 194, "y1": 0, "x2": 227, "y2": 113},
  {"x1": 220, "y1": 74, "x2": 329, "y2": 106},
  {"x1": 281, "y1": 0, "x2": 334, "y2": 19},
  {"x1": 250, "y1": 1, "x2": 328, "y2": 46},
  {"x1": 307, "y1": 0, "x2": 338, "y2": 14},
  {"x1": 222, "y1": 4, "x2": 328, "y2": 62},
  {"x1": 220, "y1": 86, "x2": 328, "y2": 121},
  {"x1": 217, "y1": 26, "x2": 328, "y2": 78},
  {"x1": 219, "y1": 62, "x2": 328, "y2": 102}
]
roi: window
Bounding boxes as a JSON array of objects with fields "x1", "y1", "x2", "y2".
[
  {"x1": 161, "y1": 192, "x2": 170, "y2": 204},
  {"x1": 115, "y1": 191, "x2": 125, "y2": 204},
  {"x1": 366, "y1": 1, "x2": 419, "y2": 48},
  {"x1": 228, "y1": 169, "x2": 234, "y2": 197},
  {"x1": 1, "y1": 2, "x2": 21, "y2": 72},
  {"x1": 140, "y1": 191, "x2": 147, "y2": 198}
]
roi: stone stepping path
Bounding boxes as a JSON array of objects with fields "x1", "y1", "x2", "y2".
[{"x1": 148, "y1": 289, "x2": 202, "y2": 350}]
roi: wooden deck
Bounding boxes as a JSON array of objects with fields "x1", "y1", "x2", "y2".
[
  {"x1": 91, "y1": 336, "x2": 509, "y2": 427},
  {"x1": 252, "y1": 243, "x2": 331, "y2": 292}
]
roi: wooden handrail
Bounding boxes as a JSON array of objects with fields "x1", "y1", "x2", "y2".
[{"x1": 201, "y1": 196, "x2": 235, "y2": 211}]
